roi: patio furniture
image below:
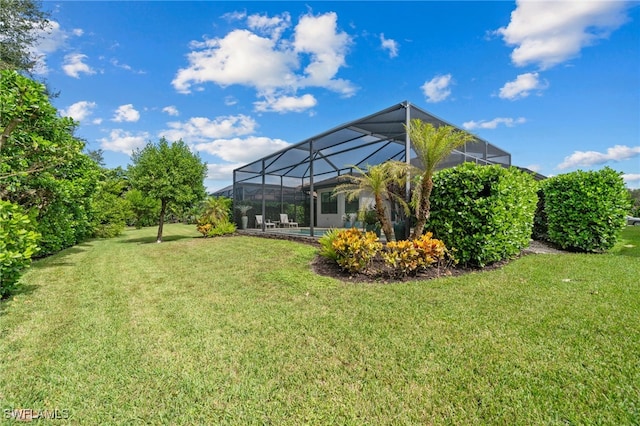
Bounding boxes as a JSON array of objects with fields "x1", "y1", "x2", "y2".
[
  {"x1": 255, "y1": 215, "x2": 275, "y2": 228},
  {"x1": 279, "y1": 214, "x2": 298, "y2": 228}
]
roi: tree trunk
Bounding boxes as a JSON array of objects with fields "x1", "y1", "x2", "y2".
[
  {"x1": 412, "y1": 177, "x2": 433, "y2": 239},
  {"x1": 156, "y1": 199, "x2": 167, "y2": 243},
  {"x1": 375, "y1": 194, "x2": 395, "y2": 242}
]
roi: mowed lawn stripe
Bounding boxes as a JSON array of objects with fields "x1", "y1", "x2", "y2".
[{"x1": 1, "y1": 224, "x2": 639, "y2": 424}]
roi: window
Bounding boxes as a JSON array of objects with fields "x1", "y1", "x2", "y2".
[
  {"x1": 321, "y1": 192, "x2": 337, "y2": 214},
  {"x1": 345, "y1": 197, "x2": 359, "y2": 215}
]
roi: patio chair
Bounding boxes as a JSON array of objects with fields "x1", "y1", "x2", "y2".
[
  {"x1": 255, "y1": 215, "x2": 275, "y2": 229},
  {"x1": 279, "y1": 213, "x2": 298, "y2": 228}
]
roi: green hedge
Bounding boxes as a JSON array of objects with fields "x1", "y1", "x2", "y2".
[
  {"x1": 535, "y1": 167, "x2": 628, "y2": 252},
  {"x1": 427, "y1": 163, "x2": 538, "y2": 267},
  {"x1": 0, "y1": 201, "x2": 40, "y2": 297}
]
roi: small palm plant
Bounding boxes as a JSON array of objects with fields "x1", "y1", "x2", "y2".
[
  {"x1": 406, "y1": 119, "x2": 475, "y2": 238},
  {"x1": 235, "y1": 204, "x2": 252, "y2": 216},
  {"x1": 235, "y1": 204, "x2": 252, "y2": 229},
  {"x1": 333, "y1": 163, "x2": 409, "y2": 242}
]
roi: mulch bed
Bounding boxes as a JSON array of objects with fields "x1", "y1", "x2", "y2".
[
  {"x1": 311, "y1": 253, "x2": 514, "y2": 284},
  {"x1": 237, "y1": 229, "x2": 561, "y2": 284}
]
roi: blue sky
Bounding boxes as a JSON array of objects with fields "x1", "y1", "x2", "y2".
[{"x1": 33, "y1": 1, "x2": 640, "y2": 191}]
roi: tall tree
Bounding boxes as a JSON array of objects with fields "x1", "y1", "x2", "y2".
[
  {"x1": 333, "y1": 163, "x2": 409, "y2": 242},
  {"x1": 128, "y1": 138, "x2": 206, "y2": 243},
  {"x1": 1, "y1": 70, "x2": 101, "y2": 256},
  {"x1": 406, "y1": 119, "x2": 475, "y2": 238},
  {"x1": 0, "y1": 0, "x2": 50, "y2": 73}
]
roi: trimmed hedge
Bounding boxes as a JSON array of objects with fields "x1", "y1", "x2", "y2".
[
  {"x1": 426, "y1": 163, "x2": 538, "y2": 267},
  {"x1": 0, "y1": 201, "x2": 40, "y2": 297},
  {"x1": 534, "y1": 167, "x2": 628, "y2": 252}
]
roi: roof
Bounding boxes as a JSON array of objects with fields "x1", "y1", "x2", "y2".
[{"x1": 234, "y1": 101, "x2": 511, "y2": 189}]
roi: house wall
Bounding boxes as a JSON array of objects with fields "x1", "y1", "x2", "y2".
[{"x1": 314, "y1": 189, "x2": 378, "y2": 228}]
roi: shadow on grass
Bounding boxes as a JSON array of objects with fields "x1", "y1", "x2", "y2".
[
  {"x1": 0, "y1": 284, "x2": 39, "y2": 316},
  {"x1": 121, "y1": 234, "x2": 198, "y2": 244},
  {"x1": 613, "y1": 245, "x2": 640, "y2": 258},
  {"x1": 30, "y1": 244, "x2": 93, "y2": 269}
]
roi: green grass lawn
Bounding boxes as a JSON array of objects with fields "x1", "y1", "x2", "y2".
[{"x1": 1, "y1": 225, "x2": 639, "y2": 424}]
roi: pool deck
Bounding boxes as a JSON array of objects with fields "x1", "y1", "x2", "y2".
[
  {"x1": 237, "y1": 226, "x2": 389, "y2": 245},
  {"x1": 237, "y1": 227, "x2": 324, "y2": 246}
]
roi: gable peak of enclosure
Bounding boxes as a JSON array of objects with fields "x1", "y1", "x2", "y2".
[{"x1": 227, "y1": 101, "x2": 512, "y2": 231}]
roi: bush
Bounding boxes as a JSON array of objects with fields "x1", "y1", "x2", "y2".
[
  {"x1": 197, "y1": 219, "x2": 236, "y2": 237},
  {"x1": 0, "y1": 201, "x2": 40, "y2": 297},
  {"x1": 206, "y1": 221, "x2": 236, "y2": 237},
  {"x1": 318, "y1": 228, "x2": 341, "y2": 261},
  {"x1": 383, "y1": 232, "x2": 452, "y2": 276},
  {"x1": 332, "y1": 228, "x2": 382, "y2": 273},
  {"x1": 427, "y1": 163, "x2": 538, "y2": 267},
  {"x1": 196, "y1": 196, "x2": 236, "y2": 237},
  {"x1": 536, "y1": 167, "x2": 629, "y2": 252}
]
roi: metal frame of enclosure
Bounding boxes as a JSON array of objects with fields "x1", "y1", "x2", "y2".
[{"x1": 230, "y1": 101, "x2": 511, "y2": 236}]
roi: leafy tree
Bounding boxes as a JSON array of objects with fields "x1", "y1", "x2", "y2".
[
  {"x1": 86, "y1": 148, "x2": 106, "y2": 167},
  {"x1": 0, "y1": 0, "x2": 50, "y2": 73},
  {"x1": 406, "y1": 119, "x2": 474, "y2": 238},
  {"x1": 128, "y1": 138, "x2": 206, "y2": 242},
  {"x1": 1, "y1": 70, "x2": 101, "y2": 256},
  {"x1": 1, "y1": 70, "x2": 79, "y2": 190},
  {"x1": 91, "y1": 167, "x2": 131, "y2": 238},
  {"x1": 124, "y1": 188, "x2": 160, "y2": 228},
  {"x1": 333, "y1": 163, "x2": 409, "y2": 242}
]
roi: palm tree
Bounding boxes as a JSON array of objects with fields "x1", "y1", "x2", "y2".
[
  {"x1": 406, "y1": 119, "x2": 475, "y2": 238},
  {"x1": 199, "y1": 196, "x2": 232, "y2": 227},
  {"x1": 333, "y1": 163, "x2": 409, "y2": 242}
]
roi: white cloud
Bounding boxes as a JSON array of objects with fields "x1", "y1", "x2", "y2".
[
  {"x1": 207, "y1": 163, "x2": 244, "y2": 181},
  {"x1": 463, "y1": 117, "x2": 526, "y2": 130},
  {"x1": 195, "y1": 136, "x2": 290, "y2": 163},
  {"x1": 623, "y1": 174, "x2": 640, "y2": 184},
  {"x1": 293, "y1": 12, "x2": 354, "y2": 96},
  {"x1": 496, "y1": 1, "x2": 630, "y2": 69},
  {"x1": 525, "y1": 164, "x2": 542, "y2": 173},
  {"x1": 162, "y1": 106, "x2": 180, "y2": 116},
  {"x1": 99, "y1": 129, "x2": 149, "y2": 155},
  {"x1": 173, "y1": 29, "x2": 297, "y2": 93},
  {"x1": 60, "y1": 101, "x2": 97, "y2": 122},
  {"x1": 421, "y1": 74, "x2": 453, "y2": 103},
  {"x1": 558, "y1": 145, "x2": 640, "y2": 170},
  {"x1": 160, "y1": 115, "x2": 257, "y2": 143},
  {"x1": 62, "y1": 53, "x2": 95, "y2": 78},
  {"x1": 380, "y1": 33, "x2": 399, "y2": 58},
  {"x1": 29, "y1": 20, "x2": 83, "y2": 74},
  {"x1": 112, "y1": 104, "x2": 140, "y2": 122},
  {"x1": 247, "y1": 12, "x2": 291, "y2": 40},
  {"x1": 498, "y1": 72, "x2": 548, "y2": 100},
  {"x1": 254, "y1": 94, "x2": 317, "y2": 113},
  {"x1": 172, "y1": 12, "x2": 354, "y2": 108},
  {"x1": 110, "y1": 58, "x2": 145, "y2": 74}
]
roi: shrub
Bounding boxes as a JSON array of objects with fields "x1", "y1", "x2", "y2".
[
  {"x1": 196, "y1": 196, "x2": 236, "y2": 237},
  {"x1": 318, "y1": 228, "x2": 341, "y2": 261},
  {"x1": 197, "y1": 220, "x2": 236, "y2": 237},
  {"x1": 427, "y1": 163, "x2": 538, "y2": 267},
  {"x1": 332, "y1": 228, "x2": 382, "y2": 273},
  {"x1": 537, "y1": 167, "x2": 628, "y2": 252},
  {"x1": 206, "y1": 221, "x2": 236, "y2": 237},
  {"x1": 383, "y1": 232, "x2": 452, "y2": 276},
  {"x1": 0, "y1": 201, "x2": 40, "y2": 297}
]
